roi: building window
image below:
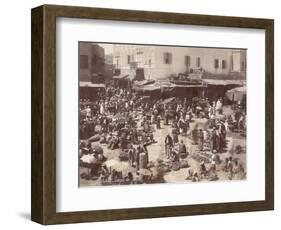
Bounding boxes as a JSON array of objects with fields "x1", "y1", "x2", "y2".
[
  {"x1": 148, "y1": 59, "x2": 151, "y2": 66},
  {"x1": 196, "y1": 57, "x2": 201, "y2": 67},
  {"x1": 214, "y1": 59, "x2": 219, "y2": 68},
  {"x1": 241, "y1": 61, "x2": 245, "y2": 71},
  {"x1": 185, "y1": 56, "x2": 191, "y2": 67},
  {"x1": 163, "y1": 52, "x2": 172, "y2": 64},
  {"x1": 127, "y1": 55, "x2": 131, "y2": 64},
  {"x1": 222, "y1": 60, "x2": 227, "y2": 69},
  {"x1": 80, "y1": 55, "x2": 88, "y2": 69}
]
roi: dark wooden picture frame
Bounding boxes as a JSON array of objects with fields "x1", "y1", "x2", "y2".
[{"x1": 31, "y1": 4, "x2": 274, "y2": 225}]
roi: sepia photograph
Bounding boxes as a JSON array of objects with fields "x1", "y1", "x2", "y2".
[
  {"x1": 30, "y1": 4, "x2": 274, "y2": 224},
  {"x1": 79, "y1": 42, "x2": 247, "y2": 187}
]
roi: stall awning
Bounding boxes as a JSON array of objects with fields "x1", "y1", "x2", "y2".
[
  {"x1": 79, "y1": 82, "x2": 105, "y2": 88},
  {"x1": 226, "y1": 86, "x2": 246, "y2": 101},
  {"x1": 134, "y1": 79, "x2": 155, "y2": 87},
  {"x1": 172, "y1": 84, "x2": 206, "y2": 88},
  {"x1": 155, "y1": 81, "x2": 176, "y2": 88},
  {"x1": 112, "y1": 74, "x2": 128, "y2": 80},
  {"x1": 202, "y1": 79, "x2": 245, "y2": 86},
  {"x1": 135, "y1": 84, "x2": 161, "y2": 91}
]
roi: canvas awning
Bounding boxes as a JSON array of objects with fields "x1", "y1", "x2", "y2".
[
  {"x1": 202, "y1": 79, "x2": 245, "y2": 86},
  {"x1": 134, "y1": 79, "x2": 155, "y2": 87},
  {"x1": 226, "y1": 86, "x2": 246, "y2": 101},
  {"x1": 172, "y1": 84, "x2": 206, "y2": 88},
  {"x1": 112, "y1": 74, "x2": 128, "y2": 80},
  {"x1": 79, "y1": 82, "x2": 105, "y2": 88},
  {"x1": 135, "y1": 84, "x2": 161, "y2": 92},
  {"x1": 155, "y1": 81, "x2": 177, "y2": 88}
]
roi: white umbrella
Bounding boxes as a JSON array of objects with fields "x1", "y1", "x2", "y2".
[
  {"x1": 80, "y1": 154, "x2": 96, "y2": 164},
  {"x1": 105, "y1": 159, "x2": 119, "y2": 167},
  {"x1": 80, "y1": 154, "x2": 97, "y2": 175},
  {"x1": 112, "y1": 162, "x2": 130, "y2": 171}
]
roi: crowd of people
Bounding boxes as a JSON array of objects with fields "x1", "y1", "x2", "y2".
[{"x1": 79, "y1": 85, "x2": 246, "y2": 185}]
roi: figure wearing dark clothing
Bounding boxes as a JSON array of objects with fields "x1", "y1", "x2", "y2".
[
  {"x1": 198, "y1": 129, "x2": 204, "y2": 151},
  {"x1": 171, "y1": 148, "x2": 179, "y2": 162},
  {"x1": 218, "y1": 133, "x2": 224, "y2": 153},
  {"x1": 136, "y1": 144, "x2": 148, "y2": 165},
  {"x1": 135, "y1": 148, "x2": 141, "y2": 170},
  {"x1": 111, "y1": 169, "x2": 118, "y2": 182},
  {"x1": 220, "y1": 122, "x2": 226, "y2": 139},
  {"x1": 165, "y1": 134, "x2": 173, "y2": 158},
  {"x1": 215, "y1": 130, "x2": 220, "y2": 152},
  {"x1": 128, "y1": 146, "x2": 136, "y2": 166},
  {"x1": 199, "y1": 162, "x2": 208, "y2": 176},
  {"x1": 210, "y1": 129, "x2": 217, "y2": 152},
  {"x1": 101, "y1": 165, "x2": 109, "y2": 182},
  {"x1": 165, "y1": 134, "x2": 173, "y2": 145},
  {"x1": 139, "y1": 144, "x2": 148, "y2": 163},
  {"x1": 172, "y1": 127, "x2": 179, "y2": 144},
  {"x1": 119, "y1": 132, "x2": 127, "y2": 150},
  {"x1": 132, "y1": 128, "x2": 138, "y2": 144},
  {"x1": 108, "y1": 136, "x2": 119, "y2": 150},
  {"x1": 125, "y1": 172, "x2": 134, "y2": 184},
  {"x1": 178, "y1": 140, "x2": 187, "y2": 154},
  {"x1": 192, "y1": 128, "x2": 198, "y2": 145},
  {"x1": 156, "y1": 115, "x2": 161, "y2": 129},
  {"x1": 164, "y1": 110, "x2": 169, "y2": 125}
]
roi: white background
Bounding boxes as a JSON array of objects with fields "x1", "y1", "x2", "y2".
[
  {"x1": 57, "y1": 18, "x2": 265, "y2": 212},
  {"x1": 0, "y1": 0, "x2": 279, "y2": 229}
]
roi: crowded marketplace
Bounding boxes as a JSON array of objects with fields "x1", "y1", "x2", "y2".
[{"x1": 79, "y1": 43, "x2": 247, "y2": 187}]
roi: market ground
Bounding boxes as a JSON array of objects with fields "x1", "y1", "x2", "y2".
[{"x1": 80, "y1": 105, "x2": 246, "y2": 186}]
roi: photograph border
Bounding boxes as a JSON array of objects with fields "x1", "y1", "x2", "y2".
[{"x1": 31, "y1": 4, "x2": 274, "y2": 225}]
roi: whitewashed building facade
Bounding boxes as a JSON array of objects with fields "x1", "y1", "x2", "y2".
[{"x1": 112, "y1": 44, "x2": 246, "y2": 80}]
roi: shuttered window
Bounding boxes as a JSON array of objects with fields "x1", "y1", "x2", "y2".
[{"x1": 163, "y1": 52, "x2": 172, "y2": 64}]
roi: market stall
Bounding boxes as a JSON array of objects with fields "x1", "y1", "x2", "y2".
[{"x1": 226, "y1": 86, "x2": 246, "y2": 102}]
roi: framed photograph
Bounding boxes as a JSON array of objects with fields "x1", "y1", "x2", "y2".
[{"x1": 31, "y1": 4, "x2": 274, "y2": 225}]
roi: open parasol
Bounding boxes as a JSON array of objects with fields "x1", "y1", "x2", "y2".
[
  {"x1": 105, "y1": 159, "x2": 119, "y2": 167},
  {"x1": 105, "y1": 160, "x2": 130, "y2": 172},
  {"x1": 80, "y1": 154, "x2": 98, "y2": 175},
  {"x1": 80, "y1": 154, "x2": 97, "y2": 164}
]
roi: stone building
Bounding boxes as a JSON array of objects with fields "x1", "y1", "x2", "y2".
[{"x1": 79, "y1": 43, "x2": 105, "y2": 83}]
